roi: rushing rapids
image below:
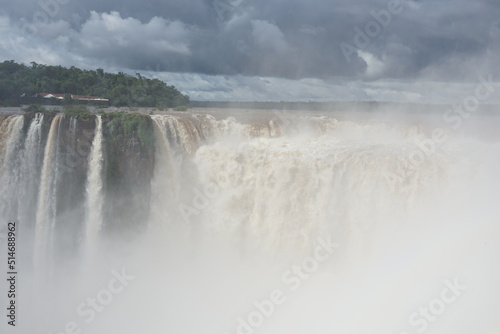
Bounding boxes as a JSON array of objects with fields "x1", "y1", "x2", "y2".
[{"x1": 0, "y1": 109, "x2": 499, "y2": 334}]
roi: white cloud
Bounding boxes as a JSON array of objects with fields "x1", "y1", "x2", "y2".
[
  {"x1": 358, "y1": 51, "x2": 385, "y2": 78},
  {"x1": 78, "y1": 11, "x2": 192, "y2": 56}
]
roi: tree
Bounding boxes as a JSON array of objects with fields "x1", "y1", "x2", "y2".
[{"x1": 0, "y1": 60, "x2": 190, "y2": 107}]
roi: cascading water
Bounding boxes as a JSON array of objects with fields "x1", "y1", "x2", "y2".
[
  {"x1": 0, "y1": 109, "x2": 499, "y2": 334},
  {"x1": 84, "y1": 115, "x2": 104, "y2": 265},
  {"x1": 0, "y1": 115, "x2": 24, "y2": 220},
  {"x1": 34, "y1": 114, "x2": 62, "y2": 275},
  {"x1": 149, "y1": 116, "x2": 184, "y2": 233},
  {"x1": 19, "y1": 113, "x2": 44, "y2": 225}
]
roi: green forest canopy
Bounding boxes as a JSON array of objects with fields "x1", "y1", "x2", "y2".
[{"x1": 0, "y1": 60, "x2": 190, "y2": 108}]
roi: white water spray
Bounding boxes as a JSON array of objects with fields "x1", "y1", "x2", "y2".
[{"x1": 1, "y1": 110, "x2": 499, "y2": 334}]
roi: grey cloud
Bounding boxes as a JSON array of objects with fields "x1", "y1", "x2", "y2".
[{"x1": 0, "y1": 0, "x2": 499, "y2": 100}]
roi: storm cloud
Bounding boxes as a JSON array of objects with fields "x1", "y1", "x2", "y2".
[{"x1": 0, "y1": 0, "x2": 499, "y2": 100}]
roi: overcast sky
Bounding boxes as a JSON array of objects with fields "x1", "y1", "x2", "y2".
[{"x1": 0, "y1": 0, "x2": 499, "y2": 102}]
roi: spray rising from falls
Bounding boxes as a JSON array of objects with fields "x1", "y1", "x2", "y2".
[
  {"x1": 0, "y1": 110, "x2": 499, "y2": 334},
  {"x1": 0, "y1": 110, "x2": 488, "y2": 261},
  {"x1": 146, "y1": 113, "x2": 461, "y2": 254}
]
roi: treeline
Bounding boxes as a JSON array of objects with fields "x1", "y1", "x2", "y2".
[{"x1": 0, "y1": 60, "x2": 190, "y2": 108}]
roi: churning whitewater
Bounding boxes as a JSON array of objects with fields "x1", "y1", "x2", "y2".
[{"x1": 0, "y1": 109, "x2": 499, "y2": 334}]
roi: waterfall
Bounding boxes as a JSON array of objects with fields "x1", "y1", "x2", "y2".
[
  {"x1": 19, "y1": 113, "x2": 45, "y2": 225},
  {"x1": 0, "y1": 116, "x2": 24, "y2": 220},
  {"x1": 34, "y1": 114, "x2": 62, "y2": 275},
  {"x1": 149, "y1": 115, "x2": 198, "y2": 241},
  {"x1": 0, "y1": 110, "x2": 498, "y2": 334},
  {"x1": 0, "y1": 111, "x2": 458, "y2": 262},
  {"x1": 147, "y1": 114, "x2": 444, "y2": 253},
  {"x1": 69, "y1": 115, "x2": 78, "y2": 137},
  {"x1": 84, "y1": 115, "x2": 104, "y2": 264},
  {"x1": 150, "y1": 116, "x2": 176, "y2": 228}
]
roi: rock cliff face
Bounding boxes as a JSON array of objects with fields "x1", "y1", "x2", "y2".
[
  {"x1": 0, "y1": 112, "x2": 157, "y2": 268},
  {"x1": 101, "y1": 113, "x2": 155, "y2": 237}
]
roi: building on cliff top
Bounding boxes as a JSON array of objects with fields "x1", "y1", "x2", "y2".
[{"x1": 36, "y1": 93, "x2": 109, "y2": 104}]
